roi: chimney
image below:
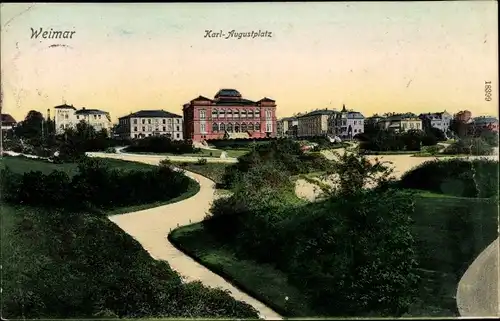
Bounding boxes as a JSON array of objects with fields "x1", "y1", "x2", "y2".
[{"x1": 47, "y1": 109, "x2": 51, "y2": 120}]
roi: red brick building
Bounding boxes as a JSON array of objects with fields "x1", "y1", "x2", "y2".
[{"x1": 183, "y1": 89, "x2": 277, "y2": 142}]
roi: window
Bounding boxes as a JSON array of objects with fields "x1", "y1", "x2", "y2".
[
  {"x1": 266, "y1": 123, "x2": 272, "y2": 132},
  {"x1": 219, "y1": 110, "x2": 225, "y2": 118},
  {"x1": 163, "y1": 126, "x2": 166, "y2": 131},
  {"x1": 155, "y1": 127, "x2": 159, "y2": 132},
  {"x1": 142, "y1": 126, "x2": 145, "y2": 131},
  {"x1": 142, "y1": 119, "x2": 145, "y2": 124},
  {"x1": 65, "y1": 114, "x2": 68, "y2": 119},
  {"x1": 212, "y1": 123, "x2": 219, "y2": 132},
  {"x1": 200, "y1": 123, "x2": 206, "y2": 133},
  {"x1": 227, "y1": 110, "x2": 233, "y2": 118},
  {"x1": 255, "y1": 123, "x2": 260, "y2": 131},
  {"x1": 249, "y1": 123, "x2": 254, "y2": 131},
  {"x1": 241, "y1": 123, "x2": 247, "y2": 132},
  {"x1": 220, "y1": 123, "x2": 226, "y2": 131},
  {"x1": 94, "y1": 115, "x2": 97, "y2": 119},
  {"x1": 134, "y1": 126, "x2": 137, "y2": 131},
  {"x1": 77, "y1": 116, "x2": 79, "y2": 119},
  {"x1": 162, "y1": 119, "x2": 166, "y2": 124},
  {"x1": 176, "y1": 119, "x2": 180, "y2": 124},
  {"x1": 200, "y1": 110, "x2": 206, "y2": 119},
  {"x1": 176, "y1": 133, "x2": 180, "y2": 138},
  {"x1": 248, "y1": 110, "x2": 254, "y2": 118},
  {"x1": 212, "y1": 109, "x2": 218, "y2": 118},
  {"x1": 226, "y1": 123, "x2": 233, "y2": 132},
  {"x1": 255, "y1": 109, "x2": 260, "y2": 117},
  {"x1": 154, "y1": 118, "x2": 159, "y2": 124},
  {"x1": 176, "y1": 126, "x2": 180, "y2": 131},
  {"x1": 98, "y1": 115, "x2": 102, "y2": 119},
  {"x1": 168, "y1": 118, "x2": 173, "y2": 124},
  {"x1": 241, "y1": 110, "x2": 247, "y2": 118},
  {"x1": 148, "y1": 119, "x2": 151, "y2": 124},
  {"x1": 233, "y1": 110, "x2": 239, "y2": 118}
]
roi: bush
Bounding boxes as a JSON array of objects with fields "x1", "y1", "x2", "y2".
[
  {"x1": 399, "y1": 158, "x2": 498, "y2": 198},
  {"x1": 126, "y1": 136, "x2": 197, "y2": 154},
  {"x1": 442, "y1": 137, "x2": 493, "y2": 156},
  {"x1": 196, "y1": 158, "x2": 208, "y2": 165},
  {"x1": 105, "y1": 147, "x2": 117, "y2": 153},
  {"x1": 1, "y1": 157, "x2": 193, "y2": 210}
]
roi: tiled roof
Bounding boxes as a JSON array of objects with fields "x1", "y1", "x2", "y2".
[
  {"x1": 54, "y1": 104, "x2": 76, "y2": 110},
  {"x1": 215, "y1": 89, "x2": 242, "y2": 99},
  {"x1": 120, "y1": 110, "x2": 182, "y2": 119},
  {"x1": 297, "y1": 109, "x2": 337, "y2": 118},
  {"x1": 75, "y1": 108, "x2": 109, "y2": 115},
  {"x1": 1, "y1": 113, "x2": 16, "y2": 124}
]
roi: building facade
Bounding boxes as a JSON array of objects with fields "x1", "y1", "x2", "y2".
[
  {"x1": 328, "y1": 105, "x2": 365, "y2": 139},
  {"x1": 182, "y1": 89, "x2": 277, "y2": 142},
  {"x1": 54, "y1": 104, "x2": 112, "y2": 135},
  {"x1": 297, "y1": 109, "x2": 336, "y2": 137},
  {"x1": 419, "y1": 111, "x2": 452, "y2": 133},
  {"x1": 1, "y1": 114, "x2": 17, "y2": 131},
  {"x1": 117, "y1": 110, "x2": 183, "y2": 140},
  {"x1": 379, "y1": 113, "x2": 422, "y2": 132},
  {"x1": 277, "y1": 117, "x2": 299, "y2": 138},
  {"x1": 469, "y1": 116, "x2": 499, "y2": 133}
]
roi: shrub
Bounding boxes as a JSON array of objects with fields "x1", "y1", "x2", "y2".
[
  {"x1": 196, "y1": 158, "x2": 208, "y2": 165},
  {"x1": 127, "y1": 137, "x2": 196, "y2": 154},
  {"x1": 105, "y1": 147, "x2": 117, "y2": 153},
  {"x1": 442, "y1": 137, "x2": 493, "y2": 156},
  {"x1": 399, "y1": 158, "x2": 498, "y2": 198}
]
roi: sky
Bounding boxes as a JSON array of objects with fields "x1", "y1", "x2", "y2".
[{"x1": 1, "y1": 2, "x2": 498, "y2": 123}]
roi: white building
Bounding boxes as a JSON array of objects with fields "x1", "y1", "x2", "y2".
[
  {"x1": 118, "y1": 110, "x2": 183, "y2": 140},
  {"x1": 54, "y1": 104, "x2": 112, "y2": 135},
  {"x1": 277, "y1": 116, "x2": 299, "y2": 138},
  {"x1": 419, "y1": 111, "x2": 452, "y2": 133},
  {"x1": 328, "y1": 105, "x2": 365, "y2": 139}
]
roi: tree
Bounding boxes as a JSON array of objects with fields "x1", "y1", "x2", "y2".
[
  {"x1": 449, "y1": 118, "x2": 468, "y2": 138},
  {"x1": 15, "y1": 110, "x2": 45, "y2": 140}
]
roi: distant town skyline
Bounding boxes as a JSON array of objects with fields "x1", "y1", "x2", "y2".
[{"x1": 1, "y1": 2, "x2": 498, "y2": 122}]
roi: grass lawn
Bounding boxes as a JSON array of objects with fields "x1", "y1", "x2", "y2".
[
  {"x1": 169, "y1": 192, "x2": 498, "y2": 318},
  {"x1": 1, "y1": 155, "x2": 201, "y2": 215},
  {"x1": 174, "y1": 162, "x2": 231, "y2": 185},
  {"x1": 1, "y1": 155, "x2": 157, "y2": 175}
]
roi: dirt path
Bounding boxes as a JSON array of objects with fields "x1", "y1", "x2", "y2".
[
  {"x1": 456, "y1": 238, "x2": 499, "y2": 317},
  {"x1": 87, "y1": 152, "x2": 282, "y2": 320}
]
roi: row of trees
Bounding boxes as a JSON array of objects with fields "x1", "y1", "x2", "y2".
[{"x1": 356, "y1": 129, "x2": 443, "y2": 152}]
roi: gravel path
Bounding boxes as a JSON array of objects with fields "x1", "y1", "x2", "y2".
[{"x1": 87, "y1": 152, "x2": 282, "y2": 320}]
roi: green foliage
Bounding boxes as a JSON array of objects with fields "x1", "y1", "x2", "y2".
[
  {"x1": 207, "y1": 138, "x2": 274, "y2": 149},
  {"x1": 196, "y1": 158, "x2": 208, "y2": 165},
  {"x1": 442, "y1": 137, "x2": 493, "y2": 156},
  {"x1": 1, "y1": 205, "x2": 259, "y2": 319},
  {"x1": 126, "y1": 136, "x2": 197, "y2": 154},
  {"x1": 359, "y1": 130, "x2": 424, "y2": 152},
  {"x1": 399, "y1": 158, "x2": 498, "y2": 198},
  {"x1": 221, "y1": 139, "x2": 331, "y2": 188},
  {"x1": 1, "y1": 157, "x2": 192, "y2": 211}
]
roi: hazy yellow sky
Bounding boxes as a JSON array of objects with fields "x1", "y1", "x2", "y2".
[{"x1": 1, "y1": 2, "x2": 498, "y2": 123}]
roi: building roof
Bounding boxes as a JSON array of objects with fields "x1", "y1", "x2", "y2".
[
  {"x1": 257, "y1": 97, "x2": 275, "y2": 103},
  {"x1": 472, "y1": 116, "x2": 498, "y2": 124},
  {"x1": 279, "y1": 116, "x2": 298, "y2": 122},
  {"x1": 119, "y1": 110, "x2": 182, "y2": 119},
  {"x1": 346, "y1": 112, "x2": 365, "y2": 119},
  {"x1": 75, "y1": 108, "x2": 109, "y2": 115},
  {"x1": 386, "y1": 113, "x2": 419, "y2": 121},
  {"x1": 1, "y1": 113, "x2": 16, "y2": 124},
  {"x1": 215, "y1": 89, "x2": 242, "y2": 99},
  {"x1": 54, "y1": 104, "x2": 76, "y2": 110},
  {"x1": 297, "y1": 109, "x2": 337, "y2": 118}
]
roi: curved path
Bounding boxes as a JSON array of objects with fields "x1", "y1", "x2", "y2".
[
  {"x1": 86, "y1": 152, "x2": 282, "y2": 320},
  {"x1": 112, "y1": 146, "x2": 238, "y2": 163},
  {"x1": 456, "y1": 238, "x2": 499, "y2": 317}
]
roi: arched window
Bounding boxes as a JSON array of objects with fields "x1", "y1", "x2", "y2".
[
  {"x1": 233, "y1": 110, "x2": 239, "y2": 119},
  {"x1": 212, "y1": 123, "x2": 219, "y2": 132},
  {"x1": 227, "y1": 110, "x2": 233, "y2": 118},
  {"x1": 219, "y1": 109, "x2": 225, "y2": 118},
  {"x1": 219, "y1": 123, "x2": 226, "y2": 132},
  {"x1": 248, "y1": 123, "x2": 254, "y2": 131},
  {"x1": 227, "y1": 123, "x2": 233, "y2": 132},
  {"x1": 212, "y1": 109, "x2": 218, "y2": 118},
  {"x1": 255, "y1": 122, "x2": 260, "y2": 131},
  {"x1": 241, "y1": 123, "x2": 247, "y2": 132},
  {"x1": 255, "y1": 109, "x2": 261, "y2": 118},
  {"x1": 248, "y1": 110, "x2": 254, "y2": 118},
  {"x1": 234, "y1": 123, "x2": 240, "y2": 132},
  {"x1": 241, "y1": 110, "x2": 247, "y2": 118}
]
